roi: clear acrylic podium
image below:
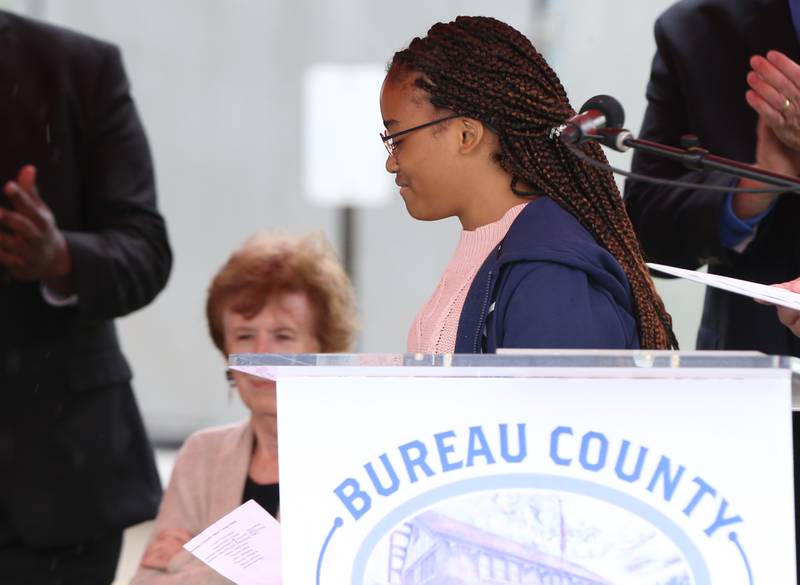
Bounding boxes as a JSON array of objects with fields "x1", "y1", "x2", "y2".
[{"x1": 231, "y1": 350, "x2": 800, "y2": 585}]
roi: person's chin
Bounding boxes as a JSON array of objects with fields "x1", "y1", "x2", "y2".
[
  {"x1": 404, "y1": 201, "x2": 447, "y2": 222},
  {"x1": 401, "y1": 191, "x2": 431, "y2": 221}
]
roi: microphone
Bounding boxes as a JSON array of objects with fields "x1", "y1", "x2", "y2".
[{"x1": 556, "y1": 95, "x2": 631, "y2": 151}]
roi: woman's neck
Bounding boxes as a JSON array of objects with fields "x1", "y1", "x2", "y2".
[
  {"x1": 249, "y1": 413, "x2": 279, "y2": 484},
  {"x1": 457, "y1": 171, "x2": 538, "y2": 230}
]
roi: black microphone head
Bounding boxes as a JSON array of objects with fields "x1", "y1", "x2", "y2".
[{"x1": 579, "y1": 95, "x2": 625, "y2": 129}]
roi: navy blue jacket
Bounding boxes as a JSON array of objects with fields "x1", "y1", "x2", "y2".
[{"x1": 455, "y1": 197, "x2": 640, "y2": 353}]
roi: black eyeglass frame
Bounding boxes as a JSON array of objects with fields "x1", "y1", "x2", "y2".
[{"x1": 380, "y1": 113, "x2": 462, "y2": 155}]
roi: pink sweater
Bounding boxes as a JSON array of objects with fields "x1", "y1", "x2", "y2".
[{"x1": 407, "y1": 203, "x2": 528, "y2": 354}]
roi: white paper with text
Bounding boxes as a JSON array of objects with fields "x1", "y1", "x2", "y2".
[
  {"x1": 183, "y1": 499, "x2": 281, "y2": 585},
  {"x1": 648, "y1": 262, "x2": 800, "y2": 310}
]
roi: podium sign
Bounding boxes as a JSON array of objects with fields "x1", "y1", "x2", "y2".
[{"x1": 232, "y1": 352, "x2": 798, "y2": 584}]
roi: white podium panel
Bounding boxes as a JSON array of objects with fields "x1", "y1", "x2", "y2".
[{"x1": 231, "y1": 351, "x2": 799, "y2": 585}]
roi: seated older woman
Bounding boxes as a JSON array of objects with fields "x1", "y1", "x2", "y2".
[{"x1": 132, "y1": 232, "x2": 357, "y2": 583}]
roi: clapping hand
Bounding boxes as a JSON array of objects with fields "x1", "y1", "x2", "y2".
[
  {"x1": 747, "y1": 50, "x2": 800, "y2": 152},
  {"x1": 0, "y1": 165, "x2": 73, "y2": 293}
]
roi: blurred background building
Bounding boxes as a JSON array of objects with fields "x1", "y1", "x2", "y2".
[{"x1": 2, "y1": 0, "x2": 704, "y2": 444}]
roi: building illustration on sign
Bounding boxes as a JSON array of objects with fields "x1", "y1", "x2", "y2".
[
  {"x1": 363, "y1": 490, "x2": 692, "y2": 585},
  {"x1": 387, "y1": 510, "x2": 613, "y2": 585}
]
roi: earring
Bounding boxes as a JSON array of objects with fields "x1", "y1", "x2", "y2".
[{"x1": 225, "y1": 370, "x2": 236, "y2": 402}]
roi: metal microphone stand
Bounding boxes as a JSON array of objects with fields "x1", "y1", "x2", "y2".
[{"x1": 595, "y1": 128, "x2": 800, "y2": 191}]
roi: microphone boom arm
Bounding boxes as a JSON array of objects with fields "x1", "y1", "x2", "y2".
[{"x1": 596, "y1": 128, "x2": 800, "y2": 191}]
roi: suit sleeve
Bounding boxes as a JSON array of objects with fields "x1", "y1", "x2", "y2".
[
  {"x1": 63, "y1": 43, "x2": 172, "y2": 319},
  {"x1": 496, "y1": 262, "x2": 638, "y2": 350},
  {"x1": 623, "y1": 16, "x2": 733, "y2": 270}
]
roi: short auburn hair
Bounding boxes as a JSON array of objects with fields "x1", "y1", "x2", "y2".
[{"x1": 206, "y1": 232, "x2": 358, "y2": 353}]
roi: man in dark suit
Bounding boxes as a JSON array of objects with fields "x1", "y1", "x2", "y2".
[
  {"x1": 624, "y1": 0, "x2": 800, "y2": 355},
  {"x1": 623, "y1": 0, "x2": 800, "y2": 569},
  {"x1": 0, "y1": 10, "x2": 171, "y2": 584}
]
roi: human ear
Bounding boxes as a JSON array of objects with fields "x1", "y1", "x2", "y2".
[{"x1": 458, "y1": 118, "x2": 486, "y2": 154}]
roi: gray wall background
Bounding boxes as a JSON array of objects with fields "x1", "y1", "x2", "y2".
[{"x1": 5, "y1": 0, "x2": 705, "y2": 441}]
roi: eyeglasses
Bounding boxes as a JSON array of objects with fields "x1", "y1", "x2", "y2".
[{"x1": 380, "y1": 113, "x2": 462, "y2": 156}]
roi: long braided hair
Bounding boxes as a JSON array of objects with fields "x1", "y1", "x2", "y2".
[{"x1": 389, "y1": 16, "x2": 677, "y2": 349}]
